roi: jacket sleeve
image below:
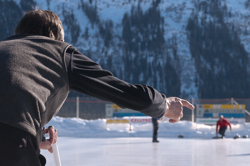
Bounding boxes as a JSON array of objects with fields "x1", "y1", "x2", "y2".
[
  {"x1": 226, "y1": 119, "x2": 232, "y2": 129},
  {"x1": 66, "y1": 46, "x2": 166, "y2": 118}
]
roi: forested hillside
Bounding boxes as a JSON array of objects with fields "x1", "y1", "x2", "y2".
[
  {"x1": 0, "y1": 0, "x2": 249, "y2": 99},
  {"x1": 186, "y1": 0, "x2": 249, "y2": 98}
]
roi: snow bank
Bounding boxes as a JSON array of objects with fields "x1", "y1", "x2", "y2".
[{"x1": 45, "y1": 116, "x2": 250, "y2": 139}]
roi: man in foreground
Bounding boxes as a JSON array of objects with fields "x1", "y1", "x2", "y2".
[
  {"x1": 216, "y1": 115, "x2": 232, "y2": 138},
  {"x1": 0, "y1": 9, "x2": 194, "y2": 166}
]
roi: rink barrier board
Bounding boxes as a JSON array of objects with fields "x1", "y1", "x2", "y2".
[
  {"x1": 196, "y1": 118, "x2": 245, "y2": 125},
  {"x1": 106, "y1": 119, "x2": 130, "y2": 124},
  {"x1": 196, "y1": 104, "x2": 246, "y2": 119}
]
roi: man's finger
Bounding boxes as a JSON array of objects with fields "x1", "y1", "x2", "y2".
[
  {"x1": 181, "y1": 100, "x2": 195, "y2": 110},
  {"x1": 48, "y1": 127, "x2": 55, "y2": 144},
  {"x1": 48, "y1": 147, "x2": 53, "y2": 153},
  {"x1": 169, "y1": 119, "x2": 180, "y2": 123},
  {"x1": 40, "y1": 140, "x2": 51, "y2": 150},
  {"x1": 169, "y1": 119, "x2": 176, "y2": 123},
  {"x1": 180, "y1": 112, "x2": 183, "y2": 118},
  {"x1": 43, "y1": 128, "x2": 49, "y2": 134},
  {"x1": 177, "y1": 99, "x2": 183, "y2": 106}
]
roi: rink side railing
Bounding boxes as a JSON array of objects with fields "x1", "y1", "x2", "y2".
[{"x1": 56, "y1": 97, "x2": 250, "y2": 122}]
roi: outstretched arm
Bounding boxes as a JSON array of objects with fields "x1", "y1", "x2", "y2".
[
  {"x1": 66, "y1": 46, "x2": 194, "y2": 120},
  {"x1": 66, "y1": 47, "x2": 166, "y2": 118},
  {"x1": 227, "y1": 120, "x2": 232, "y2": 130}
]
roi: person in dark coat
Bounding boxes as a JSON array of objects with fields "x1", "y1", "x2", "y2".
[
  {"x1": 152, "y1": 118, "x2": 160, "y2": 142},
  {"x1": 0, "y1": 9, "x2": 195, "y2": 166}
]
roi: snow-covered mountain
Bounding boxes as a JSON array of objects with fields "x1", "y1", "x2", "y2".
[{"x1": 1, "y1": 0, "x2": 249, "y2": 99}]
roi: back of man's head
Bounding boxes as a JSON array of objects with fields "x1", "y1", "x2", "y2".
[{"x1": 15, "y1": 9, "x2": 64, "y2": 41}]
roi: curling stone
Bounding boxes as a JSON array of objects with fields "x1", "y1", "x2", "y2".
[
  {"x1": 233, "y1": 134, "x2": 240, "y2": 139},
  {"x1": 242, "y1": 135, "x2": 248, "y2": 138},
  {"x1": 178, "y1": 134, "x2": 184, "y2": 138}
]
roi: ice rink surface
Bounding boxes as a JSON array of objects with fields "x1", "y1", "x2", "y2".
[{"x1": 41, "y1": 137, "x2": 250, "y2": 166}]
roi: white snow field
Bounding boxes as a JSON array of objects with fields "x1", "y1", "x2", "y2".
[{"x1": 41, "y1": 116, "x2": 250, "y2": 166}]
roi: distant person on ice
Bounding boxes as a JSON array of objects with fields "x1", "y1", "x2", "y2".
[
  {"x1": 216, "y1": 115, "x2": 232, "y2": 138},
  {"x1": 0, "y1": 9, "x2": 194, "y2": 166},
  {"x1": 152, "y1": 117, "x2": 160, "y2": 143}
]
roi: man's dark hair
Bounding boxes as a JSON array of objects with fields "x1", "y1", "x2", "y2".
[{"x1": 15, "y1": 9, "x2": 64, "y2": 41}]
